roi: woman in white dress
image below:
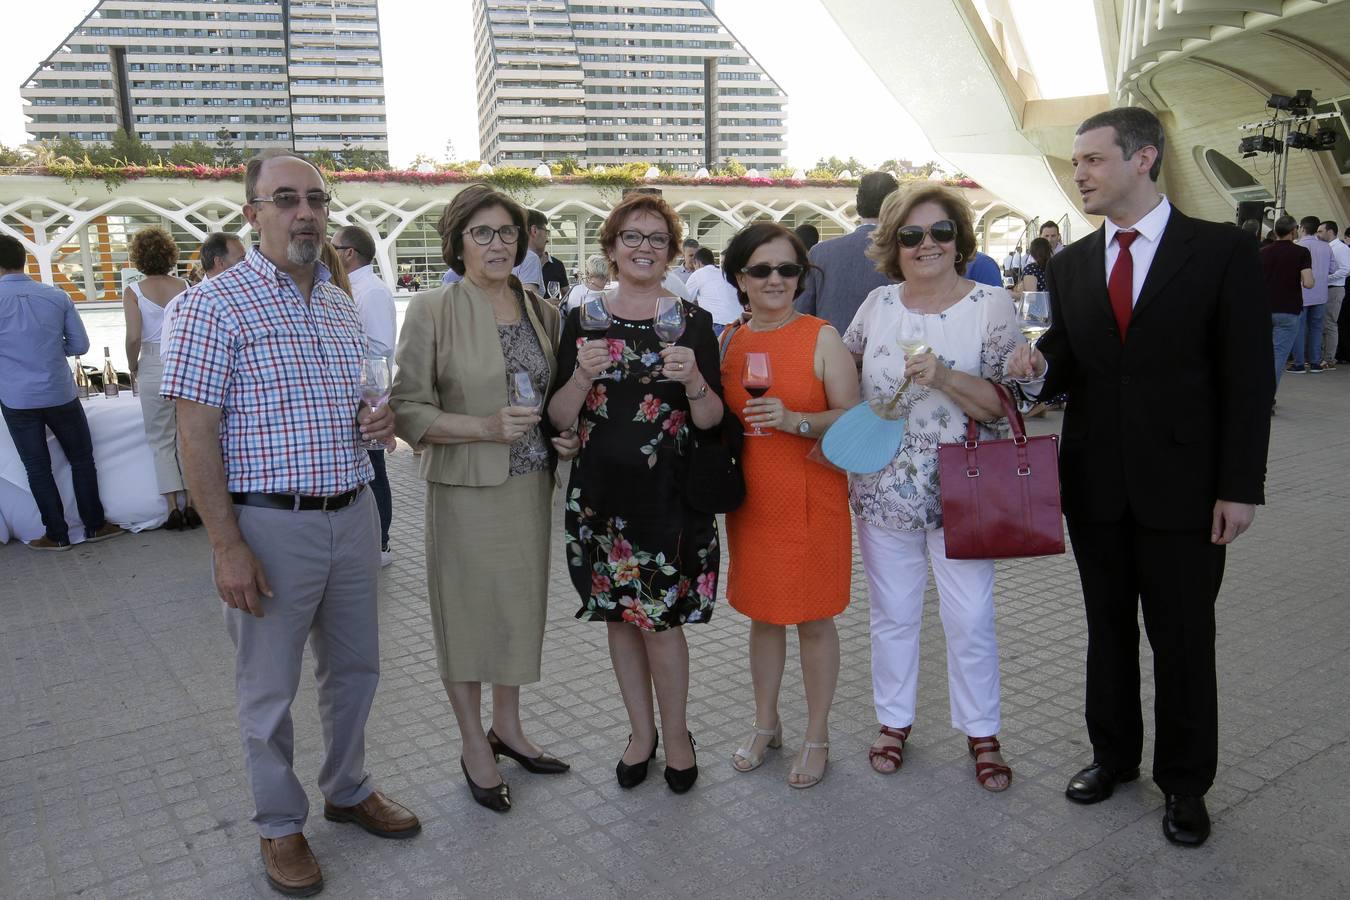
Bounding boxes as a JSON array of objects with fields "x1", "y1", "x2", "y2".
[{"x1": 123, "y1": 227, "x2": 197, "y2": 530}]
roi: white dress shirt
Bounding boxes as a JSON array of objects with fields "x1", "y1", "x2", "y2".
[
  {"x1": 684, "y1": 264, "x2": 744, "y2": 325},
  {"x1": 348, "y1": 264, "x2": 398, "y2": 357},
  {"x1": 1104, "y1": 195, "x2": 1172, "y2": 305},
  {"x1": 1327, "y1": 238, "x2": 1350, "y2": 287}
]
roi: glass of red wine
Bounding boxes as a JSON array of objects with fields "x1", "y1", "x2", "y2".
[
  {"x1": 579, "y1": 291, "x2": 614, "y2": 380},
  {"x1": 741, "y1": 352, "x2": 772, "y2": 437}
]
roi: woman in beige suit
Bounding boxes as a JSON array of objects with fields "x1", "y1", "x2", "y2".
[{"x1": 390, "y1": 185, "x2": 579, "y2": 813}]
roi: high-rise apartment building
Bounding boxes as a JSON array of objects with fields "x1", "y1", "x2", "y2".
[
  {"x1": 473, "y1": 0, "x2": 786, "y2": 171},
  {"x1": 21, "y1": 0, "x2": 388, "y2": 156}
]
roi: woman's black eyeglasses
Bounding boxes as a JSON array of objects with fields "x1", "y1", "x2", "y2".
[
  {"x1": 463, "y1": 224, "x2": 522, "y2": 245},
  {"x1": 617, "y1": 230, "x2": 672, "y2": 250},
  {"x1": 896, "y1": 220, "x2": 957, "y2": 248},
  {"x1": 251, "y1": 191, "x2": 332, "y2": 211},
  {"x1": 740, "y1": 263, "x2": 805, "y2": 279}
]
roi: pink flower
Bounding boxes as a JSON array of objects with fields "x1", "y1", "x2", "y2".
[
  {"x1": 606, "y1": 339, "x2": 626, "y2": 362},
  {"x1": 620, "y1": 598, "x2": 655, "y2": 631},
  {"x1": 696, "y1": 571, "x2": 717, "y2": 600},
  {"x1": 638, "y1": 394, "x2": 663, "y2": 422},
  {"x1": 585, "y1": 384, "x2": 608, "y2": 411},
  {"x1": 609, "y1": 537, "x2": 633, "y2": 563},
  {"x1": 662, "y1": 409, "x2": 687, "y2": 436},
  {"x1": 578, "y1": 419, "x2": 593, "y2": 447},
  {"x1": 591, "y1": 572, "x2": 612, "y2": 594}
]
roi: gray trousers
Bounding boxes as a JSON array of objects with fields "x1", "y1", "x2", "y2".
[
  {"x1": 223, "y1": 488, "x2": 380, "y2": 838},
  {"x1": 1324, "y1": 286, "x2": 1343, "y2": 364}
]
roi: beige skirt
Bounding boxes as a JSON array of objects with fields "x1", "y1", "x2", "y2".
[{"x1": 424, "y1": 470, "x2": 553, "y2": 684}]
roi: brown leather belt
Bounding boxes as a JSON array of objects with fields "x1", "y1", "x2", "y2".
[{"x1": 230, "y1": 484, "x2": 365, "y2": 512}]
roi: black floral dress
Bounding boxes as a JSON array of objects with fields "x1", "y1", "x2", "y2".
[{"x1": 553, "y1": 301, "x2": 722, "y2": 631}]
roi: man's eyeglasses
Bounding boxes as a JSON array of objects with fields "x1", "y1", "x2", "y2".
[
  {"x1": 463, "y1": 224, "x2": 522, "y2": 245},
  {"x1": 896, "y1": 220, "x2": 958, "y2": 248},
  {"x1": 250, "y1": 191, "x2": 332, "y2": 211},
  {"x1": 740, "y1": 263, "x2": 805, "y2": 279},
  {"x1": 617, "y1": 230, "x2": 672, "y2": 250}
]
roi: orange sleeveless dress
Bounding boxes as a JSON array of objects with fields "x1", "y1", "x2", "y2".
[{"x1": 721, "y1": 315, "x2": 852, "y2": 625}]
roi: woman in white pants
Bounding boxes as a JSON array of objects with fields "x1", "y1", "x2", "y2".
[
  {"x1": 123, "y1": 226, "x2": 197, "y2": 530},
  {"x1": 842, "y1": 185, "x2": 1030, "y2": 792}
]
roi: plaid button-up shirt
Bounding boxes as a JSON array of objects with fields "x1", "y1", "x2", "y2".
[{"x1": 160, "y1": 248, "x2": 374, "y2": 495}]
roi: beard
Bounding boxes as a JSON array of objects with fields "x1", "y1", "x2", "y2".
[{"x1": 287, "y1": 235, "x2": 319, "y2": 265}]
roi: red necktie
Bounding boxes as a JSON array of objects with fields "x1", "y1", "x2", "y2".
[{"x1": 1108, "y1": 230, "x2": 1137, "y2": 341}]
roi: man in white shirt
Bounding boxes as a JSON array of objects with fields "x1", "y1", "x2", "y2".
[
  {"x1": 1002, "y1": 245, "x2": 1028, "y2": 281},
  {"x1": 1295, "y1": 216, "x2": 1337, "y2": 372},
  {"x1": 673, "y1": 238, "x2": 700, "y2": 281},
  {"x1": 683, "y1": 247, "x2": 743, "y2": 335},
  {"x1": 1317, "y1": 219, "x2": 1350, "y2": 368},
  {"x1": 333, "y1": 226, "x2": 397, "y2": 567}
]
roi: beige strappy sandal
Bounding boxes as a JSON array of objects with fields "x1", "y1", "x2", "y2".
[
  {"x1": 788, "y1": 741, "x2": 829, "y2": 789},
  {"x1": 730, "y1": 721, "x2": 783, "y2": 772}
]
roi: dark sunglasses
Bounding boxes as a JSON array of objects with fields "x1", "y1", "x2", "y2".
[
  {"x1": 740, "y1": 263, "x2": 805, "y2": 279},
  {"x1": 251, "y1": 191, "x2": 332, "y2": 211},
  {"x1": 896, "y1": 220, "x2": 957, "y2": 248}
]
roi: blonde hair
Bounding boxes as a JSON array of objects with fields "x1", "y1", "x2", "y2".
[
  {"x1": 321, "y1": 242, "x2": 353, "y2": 296},
  {"x1": 865, "y1": 185, "x2": 977, "y2": 281}
]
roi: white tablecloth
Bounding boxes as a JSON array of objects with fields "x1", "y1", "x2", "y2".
[{"x1": 0, "y1": 394, "x2": 168, "y2": 544}]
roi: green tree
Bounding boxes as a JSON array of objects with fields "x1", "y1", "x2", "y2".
[
  {"x1": 167, "y1": 140, "x2": 217, "y2": 166},
  {"x1": 713, "y1": 157, "x2": 747, "y2": 177},
  {"x1": 0, "y1": 143, "x2": 29, "y2": 167},
  {"x1": 213, "y1": 128, "x2": 242, "y2": 167},
  {"x1": 108, "y1": 129, "x2": 153, "y2": 166},
  {"x1": 807, "y1": 155, "x2": 868, "y2": 179},
  {"x1": 767, "y1": 165, "x2": 797, "y2": 179},
  {"x1": 551, "y1": 156, "x2": 584, "y2": 176},
  {"x1": 339, "y1": 146, "x2": 390, "y2": 171},
  {"x1": 307, "y1": 149, "x2": 340, "y2": 171}
]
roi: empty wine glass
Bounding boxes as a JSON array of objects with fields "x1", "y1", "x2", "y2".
[
  {"x1": 1019, "y1": 291, "x2": 1052, "y2": 344},
  {"x1": 652, "y1": 295, "x2": 686, "y2": 381},
  {"x1": 546, "y1": 281, "x2": 562, "y2": 305},
  {"x1": 359, "y1": 355, "x2": 392, "y2": 450},
  {"x1": 508, "y1": 370, "x2": 547, "y2": 462},
  {"x1": 741, "y1": 352, "x2": 773, "y2": 437}
]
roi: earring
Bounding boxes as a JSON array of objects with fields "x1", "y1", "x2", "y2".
[{"x1": 954, "y1": 252, "x2": 964, "y2": 264}]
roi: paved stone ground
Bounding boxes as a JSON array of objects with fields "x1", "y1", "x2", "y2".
[{"x1": 1, "y1": 371, "x2": 1347, "y2": 900}]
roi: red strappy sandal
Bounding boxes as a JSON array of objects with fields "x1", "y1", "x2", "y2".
[
  {"x1": 967, "y1": 735, "x2": 1012, "y2": 792},
  {"x1": 868, "y1": 725, "x2": 911, "y2": 774}
]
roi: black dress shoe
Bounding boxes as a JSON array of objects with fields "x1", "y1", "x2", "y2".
[
  {"x1": 1163, "y1": 794, "x2": 1210, "y2": 846},
  {"x1": 163, "y1": 508, "x2": 185, "y2": 531},
  {"x1": 664, "y1": 733, "x2": 698, "y2": 794},
  {"x1": 487, "y1": 728, "x2": 570, "y2": 774},
  {"x1": 616, "y1": 733, "x2": 658, "y2": 789},
  {"x1": 1065, "y1": 763, "x2": 1140, "y2": 804},
  {"x1": 460, "y1": 758, "x2": 510, "y2": 813}
]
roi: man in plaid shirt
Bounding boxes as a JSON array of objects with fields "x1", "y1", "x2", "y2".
[{"x1": 161, "y1": 150, "x2": 420, "y2": 896}]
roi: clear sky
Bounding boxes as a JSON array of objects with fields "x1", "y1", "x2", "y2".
[{"x1": 2, "y1": 1, "x2": 1104, "y2": 170}]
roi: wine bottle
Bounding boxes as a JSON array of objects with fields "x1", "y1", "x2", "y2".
[
  {"x1": 102, "y1": 347, "x2": 119, "y2": 398},
  {"x1": 74, "y1": 357, "x2": 90, "y2": 400}
]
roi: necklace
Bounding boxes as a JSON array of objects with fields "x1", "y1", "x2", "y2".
[{"x1": 748, "y1": 310, "x2": 799, "y2": 332}]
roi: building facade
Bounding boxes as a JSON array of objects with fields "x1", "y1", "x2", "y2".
[
  {"x1": 21, "y1": 0, "x2": 388, "y2": 156},
  {"x1": 473, "y1": 0, "x2": 787, "y2": 171}
]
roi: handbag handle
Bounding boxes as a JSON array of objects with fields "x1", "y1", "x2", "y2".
[{"x1": 963, "y1": 382, "x2": 1028, "y2": 443}]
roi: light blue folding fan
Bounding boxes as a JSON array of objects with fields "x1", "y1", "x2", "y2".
[{"x1": 820, "y1": 346, "x2": 924, "y2": 474}]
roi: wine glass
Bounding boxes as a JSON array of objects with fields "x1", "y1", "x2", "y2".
[
  {"x1": 741, "y1": 352, "x2": 773, "y2": 437},
  {"x1": 1019, "y1": 291, "x2": 1052, "y2": 344},
  {"x1": 652, "y1": 295, "x2": 686, "y2": 381},
  {"x1": 579, "y1": 291, "x2": 614, "y2": 381},
  {"x1": 546, "y1": 281, "x2": 562, "y2": 305},
  {"x1": 359, "y1": 355, "x2": 393, "y2": 451},
  {"x1": 896, "y1": 311, "x2": 928, "y2": 359},
  {"x1": 508, "y1": 370, "x2": 547, "y2": 462}
]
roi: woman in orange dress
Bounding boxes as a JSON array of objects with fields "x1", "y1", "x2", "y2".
[{"x1": 719, "y1": 223, "x2": 859, "y2": 788}]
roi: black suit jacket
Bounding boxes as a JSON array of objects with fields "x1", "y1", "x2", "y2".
[{"x1": 1039, "y1": 207, "x2": 1273, "y2": 531}]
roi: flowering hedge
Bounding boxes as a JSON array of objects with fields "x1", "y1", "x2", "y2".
[{"x1": 5, "y1": 161, "x2": 979, "y2": 191}]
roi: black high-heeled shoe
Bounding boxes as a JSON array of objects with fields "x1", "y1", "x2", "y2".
[
  {"x1": 460, "y1": 758, "x2": 511, "y2": 812},
  {"x1": 616, "y1": 733, "x2": 659, "y2": 789},
  {"x1": 182, "y1": 506, "x2": 202, "y2": 529},
  {"x1": 487, "y1": 728, "x2": 570, "y2": 774},
  {"x1": 664, "y1": 733, "x2": 698, "y2": 794}
]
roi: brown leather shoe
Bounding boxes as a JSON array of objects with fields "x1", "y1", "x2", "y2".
[
  {"x1": 260, "y1": 834, "x2": 323, "y2": 897},
  {"x1": 323, "y1": 790, "x2": 421, "y2": 839}
]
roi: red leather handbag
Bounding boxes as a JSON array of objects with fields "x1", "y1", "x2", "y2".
[{"x1": 938, "y1": 383, "x2": 1064, "y2": 559}]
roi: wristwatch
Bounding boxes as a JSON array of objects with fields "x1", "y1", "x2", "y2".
[
  {"x1": 797, "y1": 414, "x2": 811, "y2": 435},
  {"x1": 689, "y1": 381, "x2": 709, "y2": 400}
]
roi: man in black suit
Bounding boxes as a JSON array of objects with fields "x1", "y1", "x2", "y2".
[{"x1": 1009, "y1": 107, "x2": 1273, "y2": 847}]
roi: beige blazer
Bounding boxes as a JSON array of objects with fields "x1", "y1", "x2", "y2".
[{"x1": 390, "y1": 277, "x2": 561, "y2": 487}]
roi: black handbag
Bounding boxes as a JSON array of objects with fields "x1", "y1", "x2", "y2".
[{"x1": 684, "y1": 323, "x2": 747, "y2": 514}]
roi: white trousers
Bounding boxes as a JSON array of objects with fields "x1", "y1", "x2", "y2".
[{"x1": 858, "y1": 521, "x2": 1001, "y2": 736}]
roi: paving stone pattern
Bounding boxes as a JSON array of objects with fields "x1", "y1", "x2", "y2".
[{"x1": 1, "y1": 374, "x2": 1347, "y2": 899}]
